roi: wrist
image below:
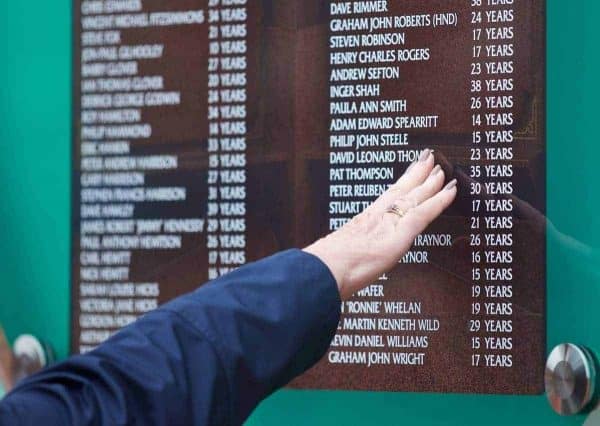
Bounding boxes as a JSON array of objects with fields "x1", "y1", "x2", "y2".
[{"x1": 303, "y1": 238, "x2": 354, "y2": 300}]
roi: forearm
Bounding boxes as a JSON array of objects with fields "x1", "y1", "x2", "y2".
[
  {"x1": 0, "y1": 249, "x2": 341, "y2": 426},
  {"x1": 0, "y1": 150, "x2": 456, "y2": 425}
]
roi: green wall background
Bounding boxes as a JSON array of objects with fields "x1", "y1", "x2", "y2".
[{"x1": 0, "y1": 1, "x2": 598, "y2": 424}]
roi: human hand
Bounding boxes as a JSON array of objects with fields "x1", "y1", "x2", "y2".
[{"x1": 304, "y1": 149, "x2": 457, "y2": 299}]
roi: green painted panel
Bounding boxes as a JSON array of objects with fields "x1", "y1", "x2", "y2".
[
  {"x1": 0, "y1": 0, "x2": 598, "y2": 424},
  {"x1": 0, "y1": 2, "x2": 71, "y2": 360}
]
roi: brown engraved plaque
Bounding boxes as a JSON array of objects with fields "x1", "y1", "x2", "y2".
[{"x1": 72, "y1": 0, "x2": 546, "y2": 394}]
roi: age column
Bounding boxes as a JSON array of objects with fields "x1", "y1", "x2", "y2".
[
  {"x1": 206, "y1": 0, "x2": 249, "y2": 278},
  {"x1": 469, "y1": 0, "x2": 516, "y2": 371}
]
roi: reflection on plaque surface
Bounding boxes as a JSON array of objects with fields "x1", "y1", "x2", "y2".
[{"x1": 72, "y1": 0, "x2": 546, "y2": 394}]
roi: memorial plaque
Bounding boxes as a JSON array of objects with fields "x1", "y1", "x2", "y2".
[{"x1": 72, "y1": 0, "x2": 546, "y2": 394}]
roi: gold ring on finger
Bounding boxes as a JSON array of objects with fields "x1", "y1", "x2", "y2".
[{"x1": 386, "y1": 204, "x2": 407, "y2": 219}]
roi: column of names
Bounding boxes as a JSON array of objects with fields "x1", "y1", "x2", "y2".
[
  {"x1": 326, "y1": 0, "x2": 457, "y2": 369},
  {"x1": 76, "y1": 0, "x2": 206, "y2": 353}
]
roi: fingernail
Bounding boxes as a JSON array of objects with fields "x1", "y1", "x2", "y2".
[
  {"x1": 445, "y1": 179, "x2": 457, "y2": 191},
  {"x1": 430, "y1": 165, "x2": 442, "y2": 176},
  {"x1": 419, "y1": 148, "x2": 431, "y2": 162}
]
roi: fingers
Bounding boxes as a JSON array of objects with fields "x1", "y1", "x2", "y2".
[
  {"x1": 381, "y1": 165, "x2": 446, "y2": 220},
  {"x1": 390, "y1": 148, "x2": 435, "y2": 195},
  {"x1": 403, "y1": 164, "x2": 446, "y2": 206},
  {"x1": 368, "y1": 149, "x2": 435, "y2": 212},
  {"x1": 404, "y1": 179, "x2": 458, "y2": 233}
]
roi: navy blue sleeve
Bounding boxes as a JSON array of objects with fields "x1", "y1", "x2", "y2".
[{"x1": 0, "y1": 249, "x2": 341, "y2": 426}]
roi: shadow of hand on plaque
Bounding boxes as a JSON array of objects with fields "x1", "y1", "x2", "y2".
[{"x1": 434, "y1": 151, "x2": 600, "y2": 283}]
